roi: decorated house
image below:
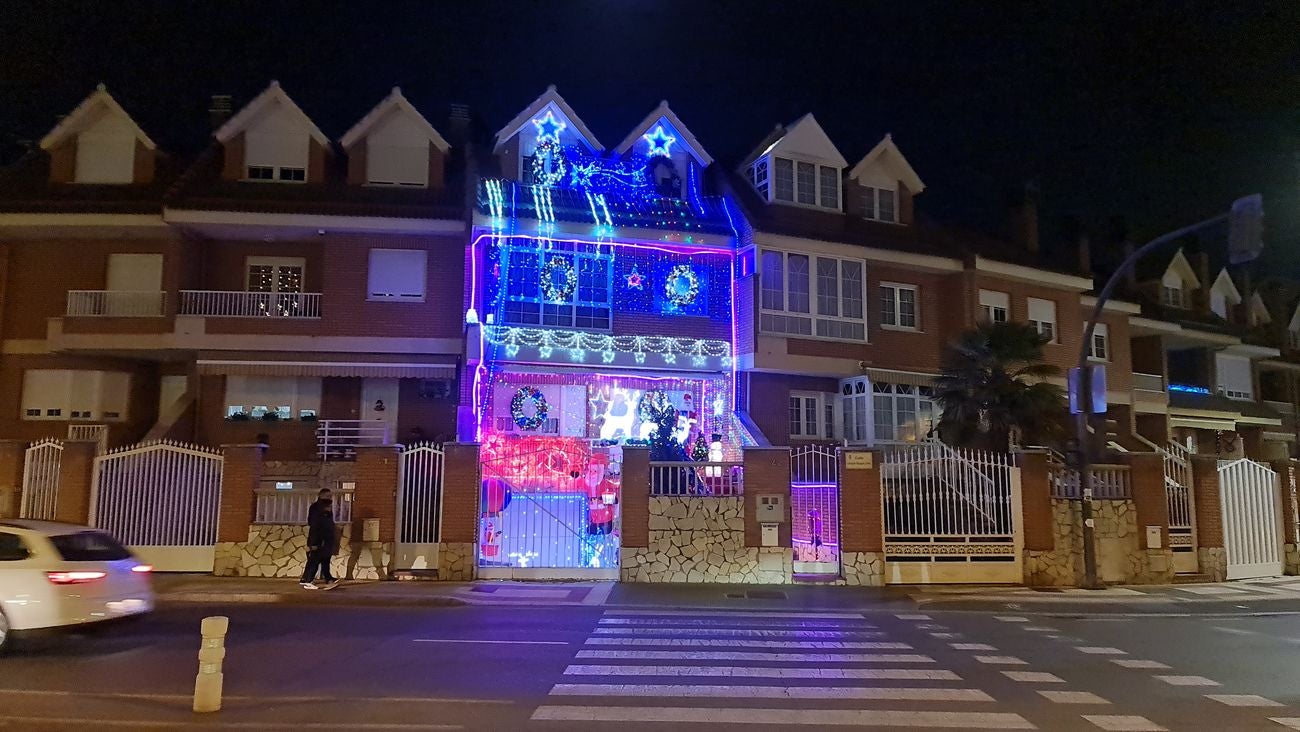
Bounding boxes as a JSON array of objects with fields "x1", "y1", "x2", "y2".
[{"x1": 464, "y1": 87, "x2": 747, "y2": 577}]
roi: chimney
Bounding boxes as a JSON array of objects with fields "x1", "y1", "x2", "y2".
[
  {"x1": 1194, "y1": 251, "x2": 1211, "y2": 313},
  {"x1": 1077, "y1": 233, "x2": 1092, "y2": 277},
  {"x1": 1010, "y1": 182, "x2": 1039, "y2": 255},
  {"x1": 209, "y1": 94, "x2": 233, "y2": 130},
  {"x1": 446, "y1": 103, "x2": 471, "y2": 146}
]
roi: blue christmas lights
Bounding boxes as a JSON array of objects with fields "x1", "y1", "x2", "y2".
[
  {"x1": 531, "y1": 110, "x2": 566, "y2": 144},
  {"x1": 642, "y1": 125, "x2": 676, "y2": 158}
]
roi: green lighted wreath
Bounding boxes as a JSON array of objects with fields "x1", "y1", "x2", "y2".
[{"x1": 540, "y1": 256, "x2": 577, "y2": 302}]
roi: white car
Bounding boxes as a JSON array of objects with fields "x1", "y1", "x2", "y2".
[{"x1": 0, "y1": 520, "x2": 154, "y2": 652}]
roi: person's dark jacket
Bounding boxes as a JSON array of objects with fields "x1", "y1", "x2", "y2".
[{"x1": 306, "y1": 499, "x2": 338, "y2": 555}]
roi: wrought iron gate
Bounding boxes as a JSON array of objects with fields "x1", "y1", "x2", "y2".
[
  {"x1": 395, "y1": 442, "x2": 444, "y2": 570},
  {"x1": 20, "y1": 439, "x2": 63, "y2": 521},
  {"x1": 1217, "y1": 458, "x2": 1283, "y2": 580},
  {"x1": 790, "y1": 445, "x2": 840, "y2": 575},
  {"x1": 1162, "y1": 441, "x2": 1198, "y2": 573}
]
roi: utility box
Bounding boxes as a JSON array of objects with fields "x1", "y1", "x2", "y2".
[
  {"x1": 756, "y1": 494, "x2": 785, "y2": 523},
  {"x1": 363, "y1": 518, "x2": 381, "y2": 543},
  {"x1": 761, "y1": 523, "x2": 779, "y2": 547}
]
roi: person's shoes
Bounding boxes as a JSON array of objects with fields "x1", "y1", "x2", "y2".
[
  {"x1": 301, "y1": 582, "x2": 318, "y2": 590},
  {"x1": 320, "y1": 580, "x2": 339, "y2": 590}
]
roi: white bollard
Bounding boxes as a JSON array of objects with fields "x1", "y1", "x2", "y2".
[{"x1": 193, "y1": 615, "x2": 229, "y2": 713}]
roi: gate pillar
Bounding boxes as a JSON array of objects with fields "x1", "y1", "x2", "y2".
[
  {"x1": 55, "y1": 440, "x2": 98, "y2": 525},
  {"x1": 354, "y1": 445, "x2": 400, "y2": 543},
  {"x1": 214, "y1": 444, "x2": 264, "y2": 576},
  {"x1": 839, "y1": 448, "x2": 884, "y2": 586},
  {"x1": 1270, "y1": 459, "x2": 1300, "y2": 575},
  {"x1": 437, "y1": 443, "x2": 480, "y2": 581},
  {"x1": 1190, "y1": 454, "x2": 1227, "y2": 581},
  {"x1": 0, "y1": 439, "x2": 25, "y2": 518},
  {"x1": 1126, "y1": 452, "x2": 1175, "y2": 582}
]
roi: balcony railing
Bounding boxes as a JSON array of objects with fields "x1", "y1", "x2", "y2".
[
  {"x1": 254, "y1": 486, "x2": 354, "y2": 524},
  {"x1": 1133, "y1": 372, "x2": 1165, "y2": 392},
  {"x1": 316, "y1": 419, "x2": 391, "y2": 460},
  {"x1": 650, "y1": 461, "x2": 744, "y2": 497},
  {"x1": 180, "y1": 291, "x2": 321, "y2": 318},
  {"x1": 66, "y1": 290, "x2": 166, "y2": 317}
]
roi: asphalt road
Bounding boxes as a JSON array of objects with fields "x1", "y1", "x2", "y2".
[{"x1": 2, "y1": 600, "x2": 1299, "y2": 730}]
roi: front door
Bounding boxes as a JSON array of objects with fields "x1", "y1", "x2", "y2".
[{"x1": 361, "y1": 378, "x2": 400, "y2": 444}]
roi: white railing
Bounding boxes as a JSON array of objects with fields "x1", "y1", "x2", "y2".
[
  {"x1": 255, "y1": 487, "x2": 354, "y2": 524},
  {"x1": 1133, "y1": 372, "x2": 1165, "y2": 392},
  {"x1": 650, "y1": 461, "x2": 743, "y2": 496},
  {"x1": 1162, "y1": 443, "x2": 1194, "y2": 531},
  {"x1": 179, "y1": 290, "x2": 322, "y2": 318},
  {"x1": 398, "y1": 443, "x2": 444, "y2": 544},
  {"x1": 68, "y1": 424, "x2": 109, "y2": 454},
  {"x1": 89, "y1": 440, "x2": 224, "y2": 548},
  {"x1": 1050, "y1": 464, "x2": 1132, "y2": 499},
  {"x1": 317, "y1": 420, "x2": 391, "y2": 460},
  {"x1": 20, "y1": 439, "x2": 63, "y2": 521},
  {"x1": 66, "y1": 290, "x2": 166, "y2": 317},
  {"x1": 881, "y1": 442, "x2": 1015, "y2": 536}
]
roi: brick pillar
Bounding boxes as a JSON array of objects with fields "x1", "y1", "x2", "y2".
[
  {"x1": 1015, "y1": 451, "x2": 1054, "y2": 552},
  {"x1": 1190, "y1": 453, "x2": 1226, "y2": 580},
  {"x1": 0, "y1": 440, "x2": 26, "y2": 518},
  {"x1": 1271, "y1": 460, "x2": 1299, "y2": 563},
  {"x1": 742, "y1": 447, "x2": 791, "y2": 548},
  {"x1": 354, "y1": 445, "x2": 401, "y2": 543},
  {"x1": 439, "y1": 443, "x2": 480, "y2": 544},
  {"x1": 55, "y1": 440, "x2": 98, "y2": 525},
  {"x1": 1127, "y1": 452, "x2": 1169, "y2": 547},
  {"x1": 217, "y1": 444, "x2": 265, "y2": 543},
  {"x1": 620, "y1": 447, "x2": 650, "y2": 549},
  {"x1": 840, "y1": 448, "x2": 883, "y2": 554}
]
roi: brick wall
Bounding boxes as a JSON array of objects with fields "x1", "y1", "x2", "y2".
[
  {"x1": 353, "y1": 445, "x2": 400, "y2": 542},
  {"x1": 744, "y1": 372, "x2": 839, "y2": 446},
  {"x1": 221, "y1": 134, "x2": 245, "y2": 181},
  {"x1": 54, "y1": 440, "x2": 97, "y2": 524},
  {"x1": 839, "y1": 448, "x2": 883, "y2": 553},
  {"x1": 439, "y1": 443, "x2": 480, "y2": 544},
  {"x1": 1272, "y1": 459, "x2": 1298, "y2": 545},
  {"x1": 133, "y1": 140, "x2": 155, "y2": 184},
  {"x1": 620, "y1": 446, "x2": 650, "y2": 548},
  {"x1": 1016, "y1": 451, "x2": 1054, "y2": 551},
  {"x1": 743, "y1": 447, "x2": 791, "y2": 548},
  {"x1": 0, "y1": 353, "x2": 161, "y2": 449},
  {"x1": 218, "y1": 444, "x2": 265, "y2": 542},
  {"x1": 1126, "y1": 452, "x2": 1169, "y2": 547},
  {"x1": 195, "y1": 375, "x2": 322, "y2": 461},
  {"x1": 0, "y1": 440, "x2": 25, "y2": 518},
  {"x1": 1191, "y1": 454, "x2": 1223, "y2": 548}
]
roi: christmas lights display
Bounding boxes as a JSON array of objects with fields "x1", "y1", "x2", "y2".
[
  {"x1": 662, "y1": 263, "x2": 701, "y2": 308},
  {"x1": 539, "y1": 255, "x2": 577, "y2": 302},
  {"x1": 509, "y1": 386, "x2": 549, "y2": 430},
  {"x1": 530, "y1": 139, "x2": 567, "y2": 187},
  {"x1": 624, "y1": 264, "x2": 644, "y2": 290},
  {"x1": 642, "y1": 124, "x2": 677, "y2": 158}
]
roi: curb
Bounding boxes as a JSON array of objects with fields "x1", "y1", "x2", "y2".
[{"x1": 160, "y1": 591, "x2": 469, "y2": 608}]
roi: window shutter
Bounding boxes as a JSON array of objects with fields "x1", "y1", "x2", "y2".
[
  {"x1": 1027, "y1": 297, "x2": 1056, "y2": 324},
  {"x1": 367, "y1": 249, "x2": 428, "y2": 301},
  {"x1": 366, "y1": 143, "x2": 428, "y2": 186}
]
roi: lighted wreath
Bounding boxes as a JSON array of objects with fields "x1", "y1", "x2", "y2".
[
  {"x1": 540, "y1": 256, "x2": 577, "y2": 302},
  {"x1": 510, "y1": 386, "x2": 550, "y2": 430},
  {"x1": 531, "y1": 139, "x2": 568, "y2": 187},
  {"x1": 663, "y1": 264, "x2": 700, "y2": 307}
]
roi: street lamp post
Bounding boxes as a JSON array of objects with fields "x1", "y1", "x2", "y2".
[{"x1": 1074, "y1": 195, "x2": 1263, "y2": 589}]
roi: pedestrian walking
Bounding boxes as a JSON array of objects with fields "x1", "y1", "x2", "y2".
[{"x1": 300, "y1": 488, "x2": 339, "y2": 590}]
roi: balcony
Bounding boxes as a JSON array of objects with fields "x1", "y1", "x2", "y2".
[
  {"x1": 1133, "y1": 372, "x2": 1165, "y2": 393},
  {"x1": 179, "y1": 291, "x2": 321, "y2": 319},
  {"x1": 66, "y1": 290, "x2": 166, "y2": 317},
  {"x1": 316, "y1": 419, "x2": 391, "y2": 460}
]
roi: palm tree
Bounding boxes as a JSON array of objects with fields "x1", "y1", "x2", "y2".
[{"x1": 933, "y1": 321, "x2": 1066, "y2": 450}]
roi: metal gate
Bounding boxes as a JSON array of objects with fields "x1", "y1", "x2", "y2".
[
  {"x1": 478, "y1": 441, "x2": 620, "y2": 579},
  {"x1": 881, "y1": 442, "x2": 1022, "y2": 584},
  {"x1": 90, "y1": 440, "x2": 224, "y2": 572},
  {"x1": 790, "y1": 445, "x2": 840, "y2": 575},
  {"x1": 1217, "y1": 458, "x2": 1283, "y2": 580},
  {"x1": 395, "y1": 443, "x2": 444, "y2": 571},
  {"x1": 1162, "y1": 442, "x2": 1198, "y2": 573},
  {"x1": 20, "y1": 439, "x2": 63, "y2": 520}
]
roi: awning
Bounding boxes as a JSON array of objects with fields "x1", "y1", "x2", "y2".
[
  {"x1": 862, "y1": 368, "x2": 936, "y2": 387},
  {"x1": 1170, "y1": 416, "x2": 1239, "y2": 431},
  {"x1": 197, "y1": 359, "x2": 456, "y2": 379}
]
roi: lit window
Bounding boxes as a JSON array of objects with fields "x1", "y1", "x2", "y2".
[
  {"x1": 501, "y1": 242, "x2": 612, "y2": 331},
  {"x1": 880, "y1": 284, "x2": 918, "y2": 330}
]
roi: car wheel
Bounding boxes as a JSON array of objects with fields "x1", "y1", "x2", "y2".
[{"x1": 0, "y1": 608, "x2": 10, "y2": 654}]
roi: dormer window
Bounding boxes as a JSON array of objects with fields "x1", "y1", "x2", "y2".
[
  {"x1": 759, "y1": 155, "x2": 840, "y2": 211},
  {"x1": 1162, "y1": 283, "x2": 1185, "y2": 308},
  {"x1": 863, "y1": 186, "x2": 898, "y2": 223},
  {"x1": 751, "y1": 159, "x2": 769, "y2": 198}
]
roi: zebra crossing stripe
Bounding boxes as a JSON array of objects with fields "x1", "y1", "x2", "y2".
[
  {"x1": 597, "y1": 618, "x2": 875, "y2": 628},
  {"x1": 603, "y1": 610, "x2": 865, "y2": 620},
  {"x1": 563, "y1": 665, "x2": 961, "y2": 680},
  {"x1": 593, "y1": 628, "x2": 885, "y2": 638},
  {"x1": 549, "y1": 683, "x2": 996, "y2": 702},
  {"x1": 575, "y1": 650, "x2": 934, "y2": 663},
  {"x1": 530, "y1": 706, "x2": 1034, "y2": 728},
  {"x1": 583, "y1": 637, "x2": 911, "y2": 649}
]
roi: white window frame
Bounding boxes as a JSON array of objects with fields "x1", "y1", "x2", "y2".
[
  {"x1": 766, "y1": 155, "x2": 842, "y2": 211},
  {"x1": 224, "y1": 375, "x2": 322, "y2": 421},
  {"x1": 245, "y1": 165, "x2": 305, "y2": 183},
  {"x1": 879, "y1": 282, "x2": 919, "y2": 331},
  {"x1": 979, "y1": 289, "x2": 1009, "y2": 323},
  {"x1": 760, "y1": 249, "x2": 867, "y2": 342},
  {"x1": 1088, "y1": 322, "x2": 1110, "y2": 361},
  {"x1": 862, "y1": 185, "x2": 899, "y2": 223},
  {"x1": 367, "y1": 249, "x2": 427, "y2": 302},
  {"x1": 246, "y1": 256, "x2": 305, "y2": 295},
  {"x1": 789, "y1": 391, "x2": 834, "y2": 440},
  {"x1": 501, "y1": 244, "x2": 613, "y2": 332},
  {"x1": 865, "y1": 381, "x2": 938, "y2": 445},
  {"x1": 1027, "y1": 297, "x2": 1058, "y2": 344}
]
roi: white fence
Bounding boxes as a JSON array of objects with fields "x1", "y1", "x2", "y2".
[
  {"x1": 68, "y1": 423, "x2": 109, "y2": 453},
  {"x1": 255, "y1": 487, "x2": 354, "y2": 524},
  {"x1": 66, "y1": 290, "x2": 166, "y2": 317},
  {"x1": 1049, "y1": 464, "x2": 1132, "y2": 499},
  {"x1": 179, "y1": 290, "x2": 322, "y2": 319},
  {"x1": 1217, "y1": 458, "x2": 1284, "y2": 580},
  {"x1": 90, "y1": 440, "x2": 224, "y2": 572},
  {"x1": 880, "y1": 441, "x2": 1021, "y2": 583},
  {"x1": 20, "y1": 439, "x2": 63, "y2": 520},
  {"x1": 317, "y1": 420, "x2": 391, "y2": 460},
  {"x1": 649, "y1": 461, "x2": 743, "y2": 496}
]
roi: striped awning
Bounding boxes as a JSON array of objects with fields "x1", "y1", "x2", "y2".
[
  {"x1": 197, "y1": 359, "x2": 456, "y2": 379},
  {"x1": 861, "y1": 368, "x2": 937, "y2": 387}
]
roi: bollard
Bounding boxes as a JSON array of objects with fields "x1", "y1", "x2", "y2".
[{"x1": 193, "y1": 615, "x2": 229, "y2": 713}]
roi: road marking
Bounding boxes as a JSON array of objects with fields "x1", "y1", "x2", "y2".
[
  {"x1": 583, "y1": 582, "x2": 615, "y2": 605},
  {"x1": 1269, "y1": 718, "x2": 1300, "y2": 729},
  {"x1": 1076, "y1": 647, "x2": 1126, "y2": 655},
  {"x1": 1153, "y1": 675, "x2": 1219, "y2": 686},
  {"x1": 1111, "y1": 660, "x2": 1170, "y2": 670},
  {"x1": 1038, "y1": 691, "x2": 1110, "y2": 704},
  {"x1": 413, "y1": 638, "x2": 570, "y2": 645},
  {"x1": 530, "y1": 706, "x2": 1033, "y2": 728},
  {"x1": 548, "y1": 684, "x2": 995, "y2": 702},
  {"x1": 951, "y1": 643, "x2": 997, "y2": 651},
  {"x1": 896, "y1": 614, "x2": 931, "y2": 620},
  {"x1": 995, "y1": 616, "x2": 1030, "y2": 622},
  {"x1": 605, "y1": 610, "x2": 864, "y2": 619},
  {"x1": 575, "y1": 650, "x2": 934, "y2": 663},
  {"x1": 1210, "y1": 625, "x2": 1258, "y2": 635},
  {"x1": 930, "y1": 632, "x2": 961, "y2": 639},
  {"x1": 1001, "y1": 671, "x2": 1065, "y2": 683},
  {"x1": 563, "y1": 665, "x2": 961, "y2": 680},
  {"x1": 1204, "y1": 694, "x2": 1284, "y2": 707},
  {"x1": 593, "y1": 628, "x2": 883, "y2": 638},
  {"x1": 1022, "y1": 626, "x2": 1055, "y2": 632},
  {"x1": 583, "y1": 637, "x2": 912, "y2": 649},
  {"x1": 916, "y1": 623, "x2": 948, "y2": 630},
  {"x1": 0, "y1": 689, "x2": 508, "y2": 705},
  {"x1": 597, "y1": 617, "x2": 873, "y2": 628},
  {"x1": 479, "y1": 587, "x2": 573, "y2": 598},
  {"x1": 0, "y1": 720, "x2": 460, "y2": 731},
  {"x1": 1176, "y1": 585, "x2": 1247, "y2": 595},
  {"x1": 974, "y1": 655, "x2": 1027, "y2": 665},
  {"x1": 1081, "y1": 715, "x2": 1166, "y2": 731}
]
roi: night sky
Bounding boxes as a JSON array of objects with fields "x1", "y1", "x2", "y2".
[{"x1": 2, "y1": 2, "x2": 1297, "y2": 270}]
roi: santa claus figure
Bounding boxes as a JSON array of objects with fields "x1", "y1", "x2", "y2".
[{"x1": 583, "y1": 453, "x2": 619, "y2": 536}]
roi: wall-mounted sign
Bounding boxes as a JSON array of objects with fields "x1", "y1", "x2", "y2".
[{"x1": 845, "y1": 452, "x2": 874, "y2": 470}]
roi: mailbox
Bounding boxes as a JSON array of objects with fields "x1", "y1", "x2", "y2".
[{"x1": 756, "y1": 494, "x2": 785, "y2": 522}]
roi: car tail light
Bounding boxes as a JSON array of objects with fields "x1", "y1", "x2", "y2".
[
  {"x1": 46, "y1": 570, "x2": 108, "y2": 585},
  {"x1": 131, "y1": 564, "x2": 153, "y2": 574}
]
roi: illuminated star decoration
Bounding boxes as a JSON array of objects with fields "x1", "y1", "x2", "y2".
[
  {"x1": 625, "y1": 265, "x2": 644, "y2": 290},
  {"x1": 642, "y1": 124, "x2": 676, "y2": 158},
  {"x1": 531, "y1": 110, "x2": 567, "y2": 144}
]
